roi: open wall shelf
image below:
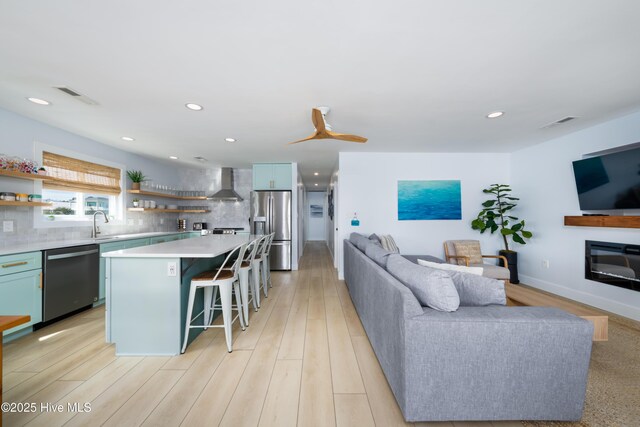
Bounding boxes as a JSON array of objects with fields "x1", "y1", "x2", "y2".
[
  {"x1": 128, "y1": 208, "x2": 210, "y2": 213},
  {"x1": 564, "y1": 216, "x2": 640, "y2": 229},
  {"x1": 127, "y1": 190, "x2": 208, "y2": 200},
  {"x1": 0, "y1": 200, "x2": 52, "y2": 207}
]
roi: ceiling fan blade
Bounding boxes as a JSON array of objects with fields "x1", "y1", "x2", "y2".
[
  {"x1": 311, "y1": 108, "x2": 326, "y2": 132},
  {"x1": 327, "y1": 131, "x2": 368, "y2": 143},
  {"x1": 287, "y1": 133, "x2": 319, "y2": 145}
]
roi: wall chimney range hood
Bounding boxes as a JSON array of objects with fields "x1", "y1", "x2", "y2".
[{"x1": 208, "y1": 167, "x2": 243, "y2": 201}]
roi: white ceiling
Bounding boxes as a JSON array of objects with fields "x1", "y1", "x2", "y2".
[{"x1": 2, "y1": 1, "x2": 640, "y2": 190}]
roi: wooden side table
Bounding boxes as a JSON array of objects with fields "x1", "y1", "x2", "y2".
[{"x1": 1, "y1": 315, "x2": 30, "y2": 427}]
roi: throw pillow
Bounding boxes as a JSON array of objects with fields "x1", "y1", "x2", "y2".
[
  {"x1": 446, "y1": 271, "x2": 506, "y2": 306},
  {"x1": 380, "y1": 235, "x2": 400, "y2": 253},
  {"x1": 365, "y1": 243, "x2": 392, "y2": 268},
  {"x1": 349, "y1": 233, "x2": 370, "y2": 252},
  {"x1": 386, "y1": 254, "x2": 460, "y2": 312},
  {"x1": 417, "y1": 259, "x2": 484, "y2": 276},
  {"x1": 368, "y1": 233, "x2": 382, "y2": 244},
  {"x1": 452, "y1": 241, "x2": 483, "y2": 265}
]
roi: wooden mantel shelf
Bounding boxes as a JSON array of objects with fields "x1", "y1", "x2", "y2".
[{"x1": 564, "y1": 216, "x2": 640, "y2": 229}]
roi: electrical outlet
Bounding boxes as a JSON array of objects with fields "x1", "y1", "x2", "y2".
[
  {"x1": 3, "y1": 220, "x2": 14, "y2": 232},
  {"x1": 138, "y1": 219, "x2": 143, "y2": 226},
  {"x1": 542, "y1": 260, "x2": 550, "y2": 269},
  {"x1": 160, "y1": 218, "x2": 164, "y2": 225},
  {"x1": 167, "y1": 262, "x2": 177, "y2": 277}
]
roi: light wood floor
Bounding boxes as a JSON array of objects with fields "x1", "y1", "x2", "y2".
[{"x1": 2, "y1": 242, "x2": 522, "y2": 427}]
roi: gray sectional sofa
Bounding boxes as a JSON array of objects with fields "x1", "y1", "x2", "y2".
[{"x1": 344, "y1": 233, "x2": 594, "y2": 422}]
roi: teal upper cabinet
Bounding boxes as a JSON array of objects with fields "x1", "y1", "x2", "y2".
[
  {"x1": 253, "y1": 163, "x2": 292, "y2": 190},
  {"x1": 0, "y1": 251, "x2": 42, "y2": 335}
]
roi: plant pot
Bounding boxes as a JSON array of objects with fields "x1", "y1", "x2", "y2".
[
  {"x1": 133, "y1": 201, "x2": 139, "y2": 208},
  {"x1": 131, "y1": 182, "x2": 140, "y2": 190},
  {"x1": 499, "y1": 250, "x2": 519, "y2": 284}
]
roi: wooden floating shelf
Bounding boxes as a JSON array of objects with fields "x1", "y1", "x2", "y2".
[
  {"x1": 127, "y1": 189, "x2": 208, "y2": 200},
  {"x1": 564, "y1": 215, "x2": 640, "y2": 229},
  {"x1": 128, "y1": 208, "x2": 210, "y2": 213},
  {"x1": 0, "y1": 169, "x2": 82, "y2": 186},
  {"x1": 0, "y1": 200, "x2": 52, "y2": 207},
  {"x1": 0, "y1": 169, "x2": 50, "y2": 181}
]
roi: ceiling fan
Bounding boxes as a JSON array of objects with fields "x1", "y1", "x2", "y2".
[{"x1": 288, "y1": 107, "x2": 368, "y2": 144}]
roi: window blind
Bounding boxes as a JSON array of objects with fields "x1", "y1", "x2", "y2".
[{"x1": 42, "y1": 151, "x2": 122, "y2": 195}]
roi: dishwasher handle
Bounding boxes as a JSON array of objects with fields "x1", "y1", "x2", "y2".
[{"x1": 46, "y1": 248, "x2": 99, "y2": 261}]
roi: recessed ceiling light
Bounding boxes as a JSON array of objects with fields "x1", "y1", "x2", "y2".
[
  {"x1": 314, "y1": 172, "x2": 319, "y2": 176},
  {"x1": 194, "y1": 156, "x2": 207, "y2": 162},
  {"x1": 185, "y1": 103, "x2": 203, "y2": 111},
  {"x1": 314, "y1": 183, "x2": 318, "y2": 186},
  {"x1": 27, "y1": 97, "x2": 50, "y2": 105},
  {"x1": 121, "y1": 136, "x2": 135, "y2": 142},
  {"x1": 169, "y1": 156, "x2": 179, "y2": 160},
  {"x1": 486, "y1": 111, "x2": 504, "y2": 119},
  {"x1": 225, "y1": 138, "x2": 236, "y2": 143}
]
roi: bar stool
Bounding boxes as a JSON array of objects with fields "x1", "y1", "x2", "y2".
[
  {"x1": 181, "y1": 242, "x2": 247, "y2": 354},
  {"x1": 237, "y1": 236, "x2": 261, "y2": 325},
  {"x1": 261, "y1": 233, "x2": 275, "y2": 297},
  {"x1": 251, "y1": 235, "x2": 270, "y2": 308},
  {"x1": 264, "y1": 233, "x2": 274, "y2": 289}
]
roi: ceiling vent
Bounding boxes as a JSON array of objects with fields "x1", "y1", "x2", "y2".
[
  {"x1": 541, "y1": 116, "x2": 577, "y2": 129},
  {"x1": 53, "y1": 86, "x2": 99, "y2": 105}
]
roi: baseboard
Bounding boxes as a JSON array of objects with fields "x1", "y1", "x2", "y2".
[{"x1": 519, "y1": 274, "x2": 640, "y2": 321}]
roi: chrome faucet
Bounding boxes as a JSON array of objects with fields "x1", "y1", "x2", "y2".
[{"x1": 91, "y1": 211, "x2": 110, "y2": 238}]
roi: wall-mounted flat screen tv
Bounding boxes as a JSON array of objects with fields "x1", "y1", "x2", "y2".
[{"x1": 572, "y1": 145, "x2": 640, "y2": 210}]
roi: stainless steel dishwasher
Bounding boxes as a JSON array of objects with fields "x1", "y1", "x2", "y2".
[{"x1": 42, "y1": 244, "x2": 99, "y2": 322}]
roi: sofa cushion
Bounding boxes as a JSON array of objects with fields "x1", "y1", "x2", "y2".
[
  {"x1": 453, "y1": 241, "x2": 482, "y2": 265},
  {"x1": 445, "y1": 270, "x2": 506, "y2": 306},
  {"x1": 403, "y1": 254, "x2": 444, "y2": 264},
  {"x1": 369, "y1": 233, "x2": 382, "y2": 244},
  {"x1": 380, "y1": 235, "x2": 400, "y2": 253},
  {"x1": 365, "y1": 243, "x2": 393, "y2": 268},
  {"x1": 349, "y1": 233, "x2": 371, "y2": 252},
  {"x1": 417, "y1": 259, "x2": 483, "y2": 276},
  {"x1": 470, "y1": 263, "x2": 510, "y2": 280},
  {"x1": 386, "y1": 254, "x2": 459, "y2": 312}
]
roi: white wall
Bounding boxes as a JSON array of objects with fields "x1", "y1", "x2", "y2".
[
  {"x1": 337, "y1": 152, "x2": 511, "y2": 278},
  {"x1": 327, "y1": 164, "x2": 339, "y2": 264},
  {"x1": 512, "y1": 110, "x2": 640, "y2": 320},
  {"x1": 306, "y1": 192, "x2": 325, "y2": 240},
  {"x1": 293, "y1": 163, "x2": 303, "y2": 268}
]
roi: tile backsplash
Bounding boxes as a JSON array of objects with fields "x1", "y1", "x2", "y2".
[
  {"x1": 0, "y1": 206, "x2": 176, "y2": 248},
  {"x1": 176, "y1": 167, "x2": 252, "y2": 230},
  {"x1": 0, "y1": 167, "x2": 252, "y2": 248}
]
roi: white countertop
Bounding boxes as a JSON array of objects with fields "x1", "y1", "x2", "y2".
[
  {"x1": 102, "y1": 234, "x2": 257, "y2": 258},
  {"x1": 0, "y1": 231, "x2": 197, "y2": 257}
]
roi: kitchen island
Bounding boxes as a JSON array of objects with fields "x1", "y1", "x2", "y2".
[{"x1": 102, "y1": 234, "x2": 254, "y2": 356}]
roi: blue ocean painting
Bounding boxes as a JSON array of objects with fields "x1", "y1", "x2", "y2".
[{"x1": 398, "y1": 180, "x2": 461, "y2": 220}]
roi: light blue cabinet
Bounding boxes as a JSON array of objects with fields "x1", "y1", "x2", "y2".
[
  {"x1": 98, "y1": 237, "x2": 150, "y2": 302},
  {"x1": 253, "y1": 163, "x2": 292, "y2": 190},
  {"x1": 0, "y1": 251, "x2": 42, "y2": 336}
]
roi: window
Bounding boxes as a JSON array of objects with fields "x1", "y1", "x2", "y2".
[{"x1": 41, "y1": 151, "x2": 122, "y2": 221}]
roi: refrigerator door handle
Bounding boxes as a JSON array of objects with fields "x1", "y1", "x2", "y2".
[{"x1": 269, "y1": 196, "x2": 274, "y2": 235}]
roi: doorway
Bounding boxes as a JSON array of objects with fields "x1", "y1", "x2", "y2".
[{"x1": 307, "y1": 192, "x2": 325, "y2": 241}]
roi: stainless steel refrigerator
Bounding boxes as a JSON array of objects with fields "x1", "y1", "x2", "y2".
[{"x1": 250, "y1": 191, "x2": 292, "y2": 270}]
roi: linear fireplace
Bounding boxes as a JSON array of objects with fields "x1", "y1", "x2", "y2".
[{"x1": 585, "y1": 240, "x2": 640, "y2": 292}]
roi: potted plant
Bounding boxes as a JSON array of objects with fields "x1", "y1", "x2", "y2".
[
  {"x1": 126, "y1": 170, "x2": 147, "y2": 190},
  {"x1": 471, "y1": 184, "x2": 533, "y2": 284},
  {"x1": 132, "y1": 198, "x2": 140, "y2": 208}
]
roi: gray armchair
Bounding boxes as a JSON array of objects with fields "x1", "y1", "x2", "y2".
[{"x1": 443, "y1": 240, "x2": 510, "y2": 283}]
